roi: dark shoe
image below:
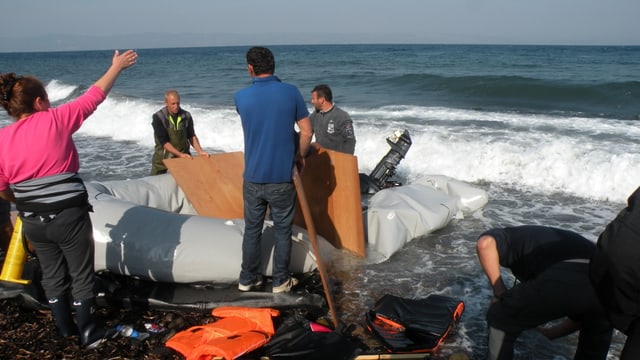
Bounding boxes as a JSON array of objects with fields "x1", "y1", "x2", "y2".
[
  {"x1": 48, "y1": 295, "x2": 78, "y2": 337},
  {"x1": 238, "y1": 276, "x2": 264, "y2": 292},
  {"x1": 74, "y1": 297, "x2": 106, "y2": 349},
  {"x1": 272, "y1": 277, "x2": 299, "y2": 293}
]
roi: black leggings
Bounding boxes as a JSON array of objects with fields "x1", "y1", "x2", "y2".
[
  {"x1": 21, "y1": 206, "x2": 95, "y2": 301},
  {"x1": 0, "y1": 198, "x2": 10, "y2": 224}
]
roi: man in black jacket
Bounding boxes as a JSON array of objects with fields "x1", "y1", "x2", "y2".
[{"x1": 590, "y1": 185, "x2": 640, "y2": 359}]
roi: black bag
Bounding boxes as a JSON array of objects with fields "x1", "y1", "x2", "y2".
[
  {"x1": 590, "y1": 185, "x2": 640, "y2": 333},
  {"x1": 264, "y1": 314, "x2": 358, "y2": 360},
  {"x1": 365, "y1": 294, "x2": 464, "y2": 353}
]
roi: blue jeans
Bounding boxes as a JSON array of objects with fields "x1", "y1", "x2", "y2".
[{"x1": 240, "y1": 181, "x2": 296, "y2": 287}]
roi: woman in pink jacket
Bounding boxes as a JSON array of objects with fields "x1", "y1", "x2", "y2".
[{"x1": 0, "y1": 49, "x2": 137, "y2": 348}]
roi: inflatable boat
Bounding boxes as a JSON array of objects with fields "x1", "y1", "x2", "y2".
[
  {"x1": 87, "y1": 174, "x2": 320, "y2": 284},
  {"x1": 86, "y1": 169, "x2": 488, "y2": 277},
  {"x1": 0, "y1": 141, "x2": 487, "y2": 311},
  {"x1": 0, "y1": 172, "x2": 328, "y2": 311},
  {"x1": 365, "y1": 174, "x2": 488, "y2": 261}
]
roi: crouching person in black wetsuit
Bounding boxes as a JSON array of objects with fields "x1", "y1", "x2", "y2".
[{"x1": 476, "y1": 225, "x2": 613, "y2": 360}]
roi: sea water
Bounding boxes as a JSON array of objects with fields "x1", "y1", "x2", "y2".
[{"x1": 1, "y1": 44, "x2": 639, "y2": 359}]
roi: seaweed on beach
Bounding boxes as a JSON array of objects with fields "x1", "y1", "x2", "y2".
[
  {"x1": 0, "y1": 262, "x2": 380, "y2": 360},
  {"x1": 0, "y1": 297, "x2": 208, "y2": 359},
  {"x1": 0, "y1": 296, "x2": 370, "y2": 360}
]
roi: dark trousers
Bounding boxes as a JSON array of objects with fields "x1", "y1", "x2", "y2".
[
  {"x1": 240, "y1": 181, "x2": 296, "y2": 287},
  {"x1": 21, "y1": 206, "x2": 95, "y2": 301},
  {"x1": 487, "y1": 262, "x2": 613, "y2": 360},
  {"x1": 0, "y1": 199, "x2": 12, "y2": 253}
]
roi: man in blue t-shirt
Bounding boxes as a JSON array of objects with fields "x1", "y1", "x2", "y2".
[
  {"x1": 477, "y1": 225, "x2": 612, "y2": 360},
  {"x1": 234, "y1": 46, "x2": 312, "y2": 294}
]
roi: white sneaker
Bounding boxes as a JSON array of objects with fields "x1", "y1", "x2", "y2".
[
  {"x1": 238, "y1": 276, "x2": 264, "y2": 292},
  {"x1": 272, "y1": 277, "x2": 299, "y2": 293}
]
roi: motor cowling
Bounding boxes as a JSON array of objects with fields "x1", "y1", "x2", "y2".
[{"x1": 361, "y1": 129, "x2": 412, "y2": 194}]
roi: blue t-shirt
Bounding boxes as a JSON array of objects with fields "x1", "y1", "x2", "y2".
[{"x1": 235, "y1": 76, "x2": 309, "y2": 183}]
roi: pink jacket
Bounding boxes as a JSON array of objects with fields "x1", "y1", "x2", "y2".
[{"x1": 0, "y1": 86, "x2": 106, "y2": 191}]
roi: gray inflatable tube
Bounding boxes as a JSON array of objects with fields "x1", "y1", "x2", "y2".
[
  {"x1": 365, "y1": 175, "x2": 488, "y2": 262},
  {"x1": 86, "y1": 174, "x2": 318, "y2": 284}
]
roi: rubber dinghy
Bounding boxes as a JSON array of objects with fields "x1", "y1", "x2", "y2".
[
  {"x1": 355, "y1": 129, "x2": 488, "y2": 261},
  {"x1": 86, "y1": 174, "x2": 319, "y2": 284},
  {"x1": 365, "y1": 174, "x2": 488, "y2": 261}
]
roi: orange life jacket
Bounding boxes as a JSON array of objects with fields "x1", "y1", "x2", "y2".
[{"x1": 165, "y1": 306, "x2": 280, "y2": 360}]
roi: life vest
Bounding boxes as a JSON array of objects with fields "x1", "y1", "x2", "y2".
[
  {"x1": 165, "y1": 306, "x2": 280, "y2": 360},
  {"x1": 11, "y1": 172, "x2": 88, "y2": 214},
  {"x1": 365, "y1": 294, "x2": 464, "y2": 354}
]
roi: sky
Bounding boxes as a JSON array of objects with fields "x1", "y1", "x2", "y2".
[{"x1": 1, "y1": 0, "x2": 639, "y2": 52}]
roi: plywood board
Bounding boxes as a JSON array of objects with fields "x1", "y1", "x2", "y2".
[
  {"x1": 165, "y1": 150, "x2": 365, "y2": 257},
  {"x1": 293, "y1": 167, "x2": 338, "y2": 327},
  {"x1": 164, "y1": 153, "x2": 244, "y2": 219},
  {"x1": 295, "y1": 149, "x2": 365, "y2": 257}
]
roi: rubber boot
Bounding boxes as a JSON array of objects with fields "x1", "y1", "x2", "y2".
[
  {"x1": 48, "y1": 295, "x2": 78, "y2": 337},
  {"x1": 73, "y1": 297, "x2": 106, "y2": 348}
]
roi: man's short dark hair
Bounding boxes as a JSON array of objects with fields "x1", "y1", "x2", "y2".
[
  {"x1": 312, "y1": 84, "x2": 332, "y2": 102},
  {"x1": 246, "y1": 47, "x2": 275, "y2": 75}
]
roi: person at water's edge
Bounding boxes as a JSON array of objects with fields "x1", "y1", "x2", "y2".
[
  {"x1": 150, "y1": 89, "x2": 209, "y2": 175},
  {"x1": 590, "y1": 184, "x2": 640, "y2": 359},
  {"x1": 309, "y1": 84, "x2": 356, "y2": 155},
  {"x1": 0, "y1": 49, "x2": 137, "y2": 348},
  {"x1": 477, "y1": 225, "x2": 612, "y2": 360},
  {"x1": 234, "y1": 46, "x2": 312, "y2": 293}
]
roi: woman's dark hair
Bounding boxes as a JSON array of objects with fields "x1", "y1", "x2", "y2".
[
  {"x1": 246, "y1": 47, "x2": 275, "y2": 76},
  {"x1": 0, "y1": 73, "x2": 47, "y2": 119}
]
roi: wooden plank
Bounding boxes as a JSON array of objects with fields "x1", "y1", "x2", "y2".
[
  {"x1": 354, "y1": 354, "x2": 430, "y2": 359},
  {"x1": 164, "y1": 153, "x2": 244, "y2": 218},
  {"x1": 260, "y1": 354, "x2": 430, "y2": 360},
  {"x1": 295, "y1": 149, "x2": 365, "y2": 256},
  {"x1": 165, "y1": 150, "x2": 365, "y2": 258},
  {"x1": 293, "y1": 167, "x2": 339, "y2": 328}
]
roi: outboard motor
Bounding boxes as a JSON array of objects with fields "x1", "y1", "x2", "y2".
[{"x1": 360, "y1": 129, "x2": 412, "y2": 194}]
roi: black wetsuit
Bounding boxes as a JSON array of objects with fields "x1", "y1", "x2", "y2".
[
  {"x1": 483, "y1": 225, "x2": 613, "y2": 360},
  {"x1": 590, "y1": 185, "x2": 640, "y2": 359}
]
